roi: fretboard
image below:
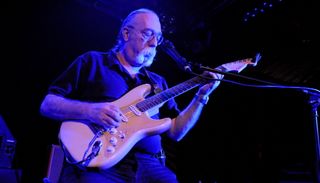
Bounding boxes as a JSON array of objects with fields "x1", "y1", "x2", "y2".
[{"x1": 136, "y1": 76, "x2": 209, "y2": 112}]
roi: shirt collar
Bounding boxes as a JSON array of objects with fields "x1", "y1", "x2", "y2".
[{"x1": 107, "y1": 50, "x2": 147, "y2": 78}]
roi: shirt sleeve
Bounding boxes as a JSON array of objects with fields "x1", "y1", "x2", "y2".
[{"x1": 48, "y1": 54, "x2": 87, "y2": 98}]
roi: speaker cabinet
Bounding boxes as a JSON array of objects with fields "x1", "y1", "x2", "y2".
[
  {"x1": 0, "y1": 115, "x2": 16, "y2": 169},
  {"x1": 0, "y1": 168, "x2": 22, "y2": 183},
  {"x1": 43, "y1": 144, "x2": 65, "y2": 183}
]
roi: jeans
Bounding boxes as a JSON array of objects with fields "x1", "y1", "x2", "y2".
[{"x1": 59, "y1": 151, "x2": 178, "y2": 183}]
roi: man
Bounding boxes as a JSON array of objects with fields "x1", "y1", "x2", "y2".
[{"x1": 40, "y1": 8, "x2": 222, "y2": 183}]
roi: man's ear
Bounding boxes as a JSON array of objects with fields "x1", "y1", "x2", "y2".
[{"x1": 122, "y1": 27, "x2": 129, "y2": 41}]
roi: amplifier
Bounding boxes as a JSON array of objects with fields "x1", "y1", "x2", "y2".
[
  {"x1": 0, "y1": 168, "x2": 22, "y2": 183},
  {"x1": 0, "y1": 115, "x2": 16, "y2": 168}
]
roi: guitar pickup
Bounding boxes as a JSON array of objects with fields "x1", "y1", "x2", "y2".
[{"x1": 129, "y1": 105, "x2": 142, "y2": 116}]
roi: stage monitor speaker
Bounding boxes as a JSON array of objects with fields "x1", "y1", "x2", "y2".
[
  {"x1": 43, "y1": 144, "x2": 64, "y2": 183},
  {"x1": 0, "y1": 115, "x2": 16, "y2": 168}
]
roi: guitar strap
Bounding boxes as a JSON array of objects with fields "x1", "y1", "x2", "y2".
[
  {"x1": 142, "y1": 67, "x2": 163, "y2": 94},
  {"x1": 142, "y1": 67, "x2": 167, "y2": 166}
]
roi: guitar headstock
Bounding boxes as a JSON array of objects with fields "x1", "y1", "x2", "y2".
[{"x1": 218, "y1": 53, "x2": 261, "y2": 73}]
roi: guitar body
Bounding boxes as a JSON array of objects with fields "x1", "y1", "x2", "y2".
[{"x1": 59, "y1": 84, "x2": 172, "y2": 169}]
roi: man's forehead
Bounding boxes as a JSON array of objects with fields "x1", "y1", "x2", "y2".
[{"x1": 131, "y1": 13, "x2": 161, "y2": 31}]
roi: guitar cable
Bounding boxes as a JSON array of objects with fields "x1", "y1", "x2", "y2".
[{"x1": 60, "y1": 128, "x2": 105, "y2": 169}]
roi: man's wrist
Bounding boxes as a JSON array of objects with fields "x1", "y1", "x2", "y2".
[{"x1": 194, "y1": 94, "x2": 209, "y2": 105}]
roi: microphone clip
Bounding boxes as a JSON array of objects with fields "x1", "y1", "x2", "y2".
[{"x1": 159, "y1": 39, "x2": 192, "y2": 73}]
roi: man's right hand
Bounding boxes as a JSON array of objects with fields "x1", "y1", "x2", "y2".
[{"x1": 87, "y1": 102, "x2": 124, "y2": 129}]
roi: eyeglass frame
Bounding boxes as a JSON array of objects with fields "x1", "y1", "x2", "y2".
[{"x1": 126, "y1": 25, "x2": 164, "y2": 45}]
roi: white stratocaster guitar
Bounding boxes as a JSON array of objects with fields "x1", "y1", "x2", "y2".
[{"x1": 59, "y1": 57, "x2": 259, "y2": 169}]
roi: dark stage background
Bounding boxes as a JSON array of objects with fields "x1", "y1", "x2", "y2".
[{"x1": 1, "y1": 0, "x2": 318, "y2": 182}]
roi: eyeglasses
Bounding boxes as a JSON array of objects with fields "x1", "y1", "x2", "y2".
[{"x1": 127, "y1": 26, "x2": 164, "y2": 45}]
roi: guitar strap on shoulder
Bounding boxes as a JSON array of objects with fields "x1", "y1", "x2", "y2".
[{"x1": 143, "y1": 67, "x2": 163, "y2": 94}]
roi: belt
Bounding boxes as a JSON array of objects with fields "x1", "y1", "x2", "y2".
[
  {"x1": 134, "y1": 149, "x2": 166, "y2": 159},
  {"x1": 151, "y1": 149, "x2": 166, "y2": 159}
]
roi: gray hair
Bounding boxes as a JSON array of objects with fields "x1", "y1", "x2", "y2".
[{"x1": 112, "y1": 8, "x2": 158, "y2": 52}]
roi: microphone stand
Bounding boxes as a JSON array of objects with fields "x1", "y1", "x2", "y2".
[
  {"x1": 198, "y1": 64, "x2": 277, "y2": 85},
  {"x1": 304, "y1": 90, "x2": 320, "y2": 183}
]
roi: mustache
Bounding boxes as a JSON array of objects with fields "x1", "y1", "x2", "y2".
[{"x1": 142, "y1": 48, "x2": 156, "y2": 56}]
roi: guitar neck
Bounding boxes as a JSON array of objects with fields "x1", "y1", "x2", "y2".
[
  {"x1": 136, "y1": 76, "x2": 209, "y2": 112},
  {"x1": 136, "y1": 58, "x2": 257, "y2": 112}
]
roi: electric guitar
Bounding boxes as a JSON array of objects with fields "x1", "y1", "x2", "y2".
[{"x1": 59, "y1": 57, "x2": 258, "y2": 169}]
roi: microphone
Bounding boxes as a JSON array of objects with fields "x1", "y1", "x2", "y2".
[{"x1": 159, "y1": 39, "x2": 192, "y2": 72}]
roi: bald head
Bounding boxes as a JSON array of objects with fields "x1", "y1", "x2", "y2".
[{"x1": 121, "y1": 9, "x2": 160, "y2": 31}]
